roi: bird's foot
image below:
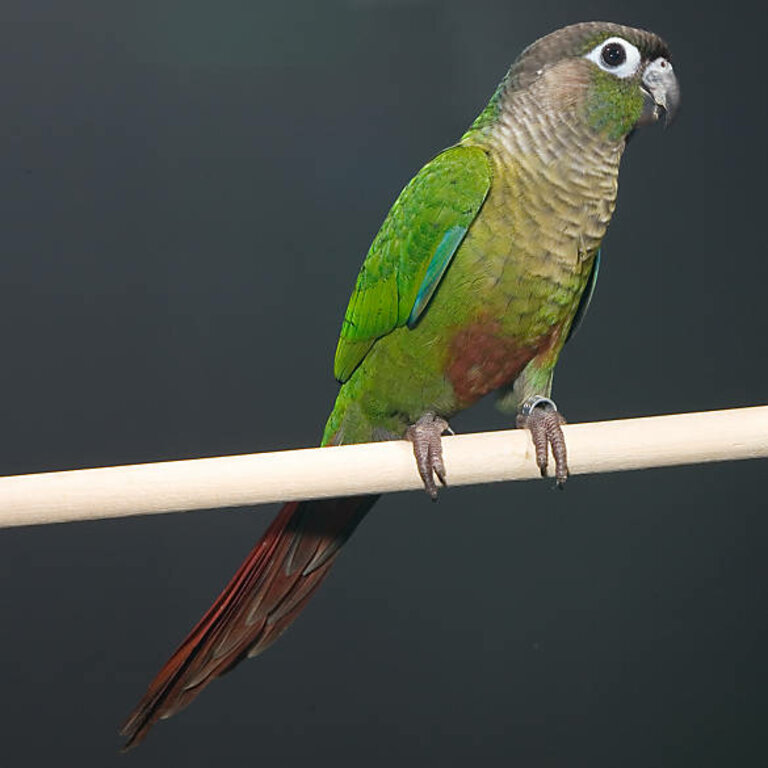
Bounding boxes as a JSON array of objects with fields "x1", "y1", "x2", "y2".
[
  {"x1": 405, "y1": 412, "x2": 451, "y2": 500},
  {"x1": 517, "y1": 396, "x2": 569, "y2": 487}
]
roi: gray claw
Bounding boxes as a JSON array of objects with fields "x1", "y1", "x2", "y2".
[
  {"x1": 405, "y1": 413, "x2": 450, "y2": 499},
  {"x1": 517, "y1": 396, "x2": 569, "y2": 487}
]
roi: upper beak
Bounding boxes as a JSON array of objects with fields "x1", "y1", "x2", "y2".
[{"x1": 639, "y1": 57, "x2": 680, "y2": 126}]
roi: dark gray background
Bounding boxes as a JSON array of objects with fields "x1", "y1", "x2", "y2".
[{"x1": 1, "y1": 1, "x2": 766, "y2": 765}]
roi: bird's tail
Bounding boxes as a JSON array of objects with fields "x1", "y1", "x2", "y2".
[{"x1": 120, "y1": 494, "x2": 378, "y2": 750}]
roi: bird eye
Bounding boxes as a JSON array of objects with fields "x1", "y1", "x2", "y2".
[
  {"x1": 601, "y1": 42, "x2": 626, "y2": 68},
  {"x1": 584, "y1": 36, "x2": 641, "y2": 78}
]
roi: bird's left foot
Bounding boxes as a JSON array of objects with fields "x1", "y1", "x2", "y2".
[
  {"x1": 405, "y1": 412, "x2": 452, "y2": 500},
  {"x1": 517, "y1": 396, "x2": 569, "y2": 487}
]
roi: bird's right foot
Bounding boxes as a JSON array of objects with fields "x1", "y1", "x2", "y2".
[
  {"x1": 517, "y1": 396, "x2": 569, "y2": 487},
  {"x1": 405, "y1": 412, "x2": 451, "y2": 500}
]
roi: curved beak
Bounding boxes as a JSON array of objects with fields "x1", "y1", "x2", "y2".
[{"x1": 639, "y1": 57, "x2": 680, "y2": 126}]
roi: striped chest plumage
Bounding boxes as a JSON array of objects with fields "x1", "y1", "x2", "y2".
[{"x1": 441, "y1": 93, "x2": 625, "y2": 404}]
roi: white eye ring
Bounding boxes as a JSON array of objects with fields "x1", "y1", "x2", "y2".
[{"x1": 584, "y1": 36, "x2": 642, "y2": 79}]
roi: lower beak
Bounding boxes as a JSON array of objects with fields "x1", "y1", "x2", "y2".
[{"x1": 639, "y1": 58, "x2": 680, "y2": 126}]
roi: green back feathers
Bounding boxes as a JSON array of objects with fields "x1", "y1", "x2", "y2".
[
  {"x1": 565, "y1": 247, "x2": 600, "y2": 343},
  {"x1": 333, "y1": 145, "x2": 491, "y2": 383}
]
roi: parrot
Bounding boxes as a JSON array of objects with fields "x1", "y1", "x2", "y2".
[{"x1": 121, "y1": 21, "x2": 679, "y2": 748}]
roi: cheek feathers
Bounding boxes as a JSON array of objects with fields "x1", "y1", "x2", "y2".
[{"x1": 532, "y1": 60, "x2": 592, "y2": 115}]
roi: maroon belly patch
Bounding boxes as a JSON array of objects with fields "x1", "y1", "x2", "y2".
[{"x1": 446, "y1": 321, "x2": 545, "y2": 405}]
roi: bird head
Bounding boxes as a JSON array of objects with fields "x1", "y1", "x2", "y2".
[{"x1": 507, "y1": 22, "x2": 680, "y2": 141}]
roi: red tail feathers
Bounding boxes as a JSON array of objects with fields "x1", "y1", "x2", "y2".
[{"x1": 120, "y1": 494, "x2": 377, "y2": 749}]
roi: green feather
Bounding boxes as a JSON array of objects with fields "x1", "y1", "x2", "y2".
[
  {"x1": 333, "y1": 145, "x2": 491, "y2": 383},
  {"x1": 407, "y1": 224, "x2": 468, "y2": 328},
  {"x1": 565, "y1": 247, "x2": 601, "y2": 343}
]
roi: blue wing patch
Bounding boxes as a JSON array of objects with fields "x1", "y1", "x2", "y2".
[
  {"x1": 406, "y1": 224, "x2": 468, "y2": 328},
  {"x1": 566, "y1": 248, "x2": 601, "y2": 343}
]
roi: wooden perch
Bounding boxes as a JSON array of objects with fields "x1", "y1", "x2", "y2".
[{"x1": 0, "y1": 406, "x2": 765, "y2": 529}]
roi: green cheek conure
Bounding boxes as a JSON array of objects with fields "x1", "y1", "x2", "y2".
[{"x1": 122, "y1": 21, "x2": 679, "y2": 748}]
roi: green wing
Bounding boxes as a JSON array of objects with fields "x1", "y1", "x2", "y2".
[
  {"x1": 565, "y1": 247, "x2": 601, "y2": 343},
  {"x1": 333, "y1": 144, "x2": 491, "y2": 383}
]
